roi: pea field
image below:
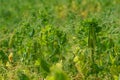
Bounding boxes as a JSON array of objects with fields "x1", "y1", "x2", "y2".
[{"x1": 0, "y1": 0, "x2": 120, "y2": 80}]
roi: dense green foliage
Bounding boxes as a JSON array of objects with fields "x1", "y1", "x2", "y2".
[{"x1": 0, "y1": 0, "x2": 120, "y2": 80}]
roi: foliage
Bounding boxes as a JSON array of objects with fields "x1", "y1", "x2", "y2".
[{"x1": 0, "y1": 0, "x2": 120, "y2": 80}]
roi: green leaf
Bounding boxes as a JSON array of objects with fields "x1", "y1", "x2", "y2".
[{"x1": 40, "y1": 58, "x2": 50, "y2": 73}]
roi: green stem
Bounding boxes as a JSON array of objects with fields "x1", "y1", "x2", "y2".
[{"x1": 88, "y1": 26, "x2": 96, "y2": 63}]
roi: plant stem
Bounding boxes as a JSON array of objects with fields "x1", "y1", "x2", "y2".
[{"x1": 88, "y1": 26, "x2": 96, "y2": 63}]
